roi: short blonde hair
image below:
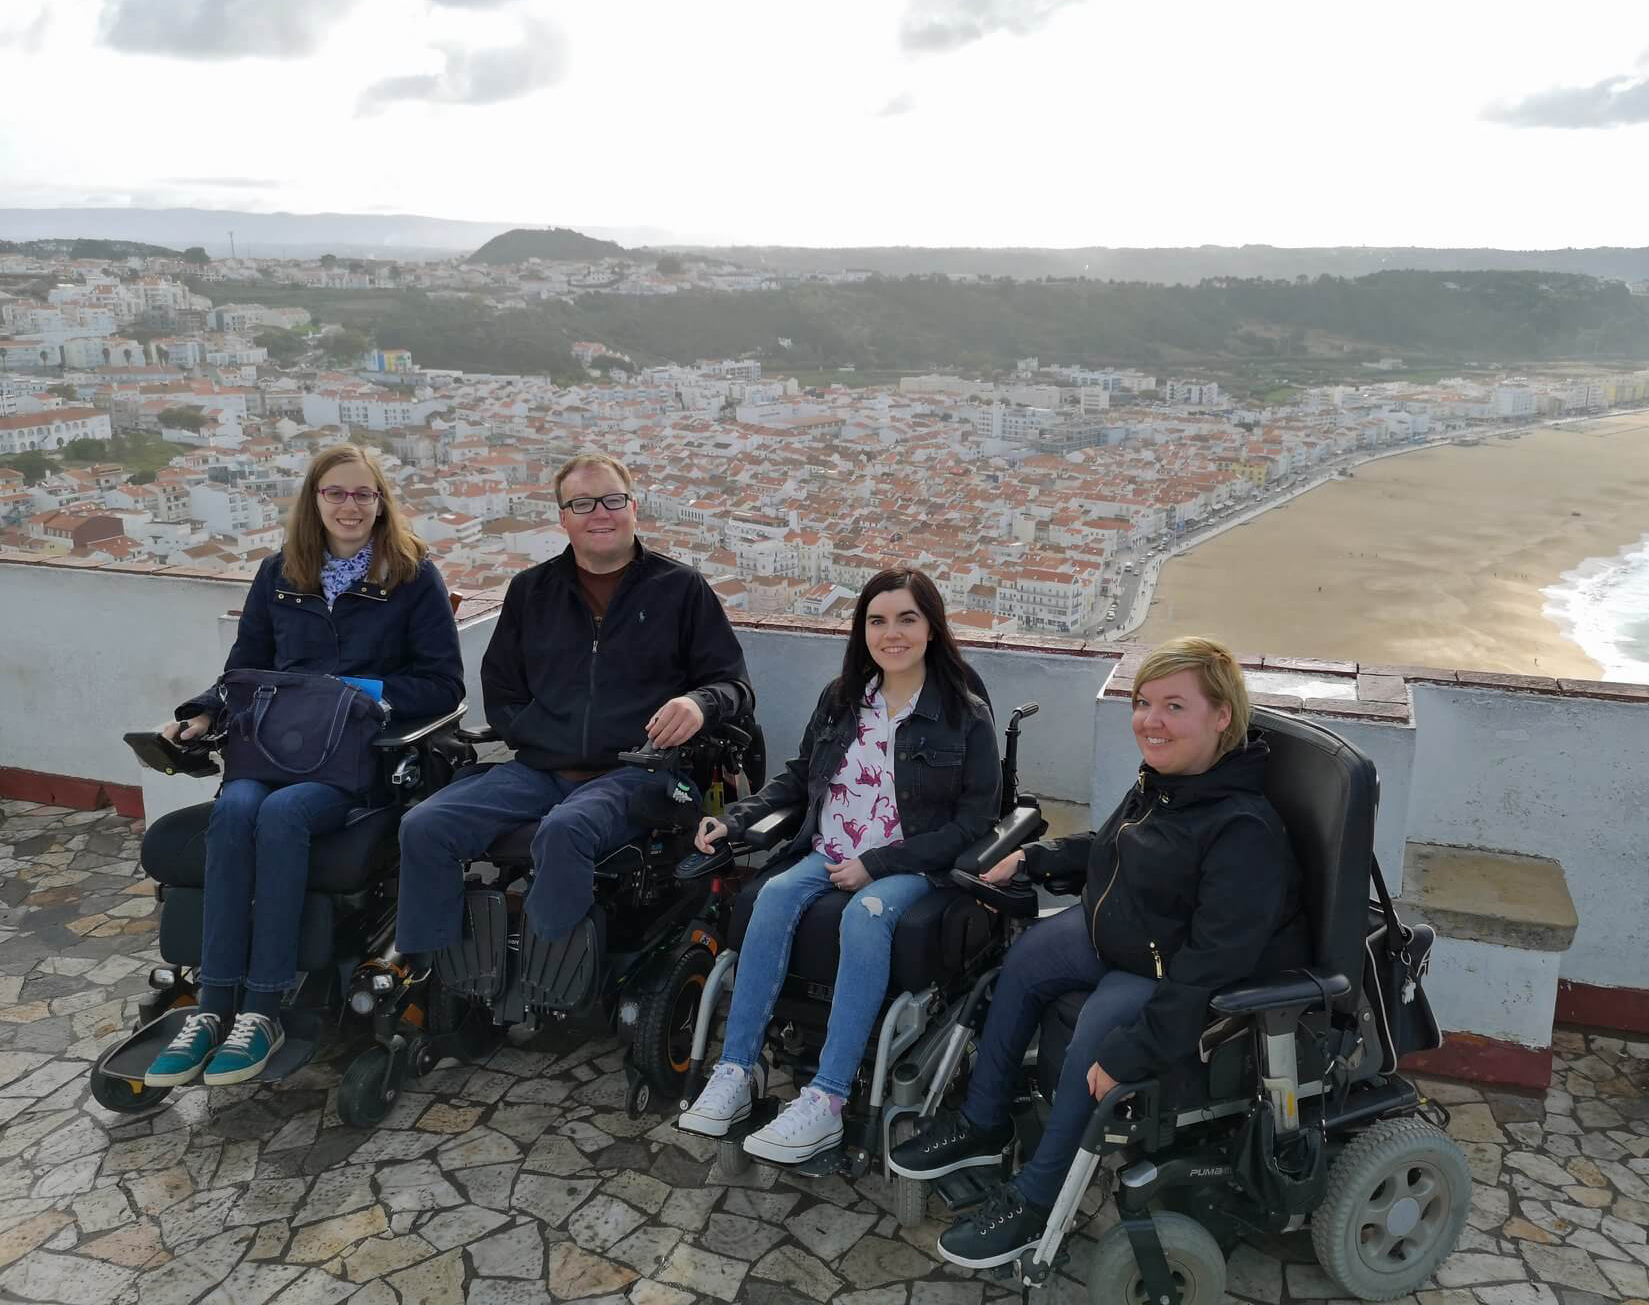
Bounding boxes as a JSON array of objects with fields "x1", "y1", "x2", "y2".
[
  {"x1": 1132, "y1": 635, "x2": 1251, "y2": 758},
  {"x1": 554, "y1": 451, "x2": 633, "y2": 501}
]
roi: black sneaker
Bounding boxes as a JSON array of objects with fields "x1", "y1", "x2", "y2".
[
  {"x1": 937, "y1": 1181, "x2": 1052, "y2": 1269},
  {"x1": 889, "y1": 1108, "x2": 1013, "y2": 1180}
]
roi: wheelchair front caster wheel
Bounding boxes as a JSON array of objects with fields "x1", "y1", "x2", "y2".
[
  {"x1": 338, "y1": 1045, "x2": 401, "y2": 1129},
  {"x1": 716, "y1": 1138, "x2": 751, "y2": 1176},
  {"x1": 1087, "y1": 1213, "x2": 1225, "y2": 1305},
  {"x1": 894, "y1": 1174, "x2": 927, "y2": 1228},
  {"x1": 627, "y1": 1079, "x2": 652, "y2": 1119},
  {"x1": 91, "y1": 1073, "x2": 172, "y2": 1115}
]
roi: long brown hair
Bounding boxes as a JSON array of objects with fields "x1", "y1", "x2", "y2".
[
  {"x1": 283, "y1": 444, "x2": 427, "y2": 593},
  {"x1": 832, "y1": 568, "x2": 978, "y2": 726}
]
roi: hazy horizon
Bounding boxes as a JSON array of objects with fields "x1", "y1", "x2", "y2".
[{"x1": 4, "y1": 2, "x2": 1649, "y2": 249}]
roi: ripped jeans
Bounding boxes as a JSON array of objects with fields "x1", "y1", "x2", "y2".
[{"x1": 719, "y1": 849, "x2": 932, "y2": 1097}]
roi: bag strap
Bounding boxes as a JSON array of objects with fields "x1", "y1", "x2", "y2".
[
  {"x1": 249, "y1": 682, "x2": 358, "y2": 776},
  {"x1": 1370, "y1": 855, "x2": 1405, "y2": 938}
]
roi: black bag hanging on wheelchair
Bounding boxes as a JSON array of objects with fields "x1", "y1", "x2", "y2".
[
  {"x1": 1364, "y1": 856, "x2": 1442, "y2": 1074},
  {"x1": 1232, "y1": 1094, "x2": 1328, "y2": 1217},
  {"x1": 220, "y1": 670, "x2": 385, "y2": 796}
]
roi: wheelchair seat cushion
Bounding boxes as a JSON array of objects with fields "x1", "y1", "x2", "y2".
[
  {"x1": 141, "y1": 801, "x2": 401, "y2": 895},
  {"x1": 730, "y1": 866, "x2": 996, "y2": 995}
]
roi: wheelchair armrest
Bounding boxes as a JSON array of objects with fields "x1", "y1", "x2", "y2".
[
  {"x1": 948, "y1": 868, "x2": 1039, "y2": 918},
  {"x1": 452, "y1": 724, "x2": 497, "y2": 744},
  {"x1": 1209, "y1": 968, "x2": 1351, "y2": 1017},
  {"x1": 741, "y1": 805, "x2": 803, "y2": 850},
  {"x1": 373, "y1": 703, "x2": 470, "y2": 750},
  {"x1": 955, "y1": 803, "x2": 1048, "y2": 874}
]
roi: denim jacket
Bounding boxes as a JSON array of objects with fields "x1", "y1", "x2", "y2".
[
  {"x1": 724, "y1": 675, "x2": 1001, "y2": 883},
  {"x1": 176, "y1": 550, "x2": 465, "y2": 725}
]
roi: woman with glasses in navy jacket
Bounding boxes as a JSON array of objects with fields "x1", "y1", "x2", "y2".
[{"x1": 145, "y1": 444, "x2": 463, "y2": 1089}]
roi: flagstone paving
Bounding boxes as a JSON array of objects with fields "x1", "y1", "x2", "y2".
[{"x1": 2, "y1": 799, "x2": 1648, "y2": 1305}]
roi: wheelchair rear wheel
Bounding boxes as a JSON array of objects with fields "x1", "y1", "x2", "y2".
[
  {"x1": 1310, "y1": 1116, "x2": 1470, "y2": 1301},
  {"x1": 1087, "y1": 1212, "x2": 1225, "y2": 1305},
  {"x1": 633, "y1": 944, "x2": 715, "y2": 1097}
]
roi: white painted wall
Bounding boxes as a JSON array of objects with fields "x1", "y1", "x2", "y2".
[
  {"x1": 1404, "y1": 684, "x2": 1649, "y2": 993},
  {"x1": 4, "y1": 564, "x2": 1647, "y2": 1022},
  {"x1": 1425, "y1": 936, "x2": 1561, "y2": 1049}
]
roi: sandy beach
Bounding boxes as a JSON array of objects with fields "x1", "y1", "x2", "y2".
[{"x1": 1135, "y1": 414, "x2": 1649, "y2": 678}]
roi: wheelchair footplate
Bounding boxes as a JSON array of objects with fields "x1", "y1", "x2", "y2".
[
  {"x1": 934, "y1": 1162, "x2": 1009, "y2": 1213},
  {"x1": 674, "y1": 1093, "x2": 779, "y2": 1145},
  {"x1": 519, "y1": 907, "x2": 606, "y2": 1014},
  {"x1": 96, "y1": 1006, "x2": 322, "y2": 1086}
]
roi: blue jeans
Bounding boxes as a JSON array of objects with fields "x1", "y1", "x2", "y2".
[
  {"x1": 962, "y1": 903, "x2": 1157, "y2": 1207},
  {"x1": 200, "y1": 778, "x2": 357, "y2": 995},
  {"x1": 395, "y1": 760, "x2": 656, "y2": 953},
  {"x1": 720, "y1": 851, "x2": 932, "y2": 1098}
]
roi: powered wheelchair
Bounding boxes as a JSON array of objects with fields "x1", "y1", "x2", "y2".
[
  {"x1": 335, "y1": 716, "x2": 768, "y2": 1126},
  {"x1": 91, "y1": 704, "x2": 474, "y2": 1117},
  {"x1": 911, "y1": 706, "x2": 1470, "y2": 1304},
  {"x1": 674, "y1": 698, "x2": 1049, "y2": 1213}
]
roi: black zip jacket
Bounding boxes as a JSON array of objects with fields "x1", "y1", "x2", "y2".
[
  {"x1": 1021, "y1": 733, "x2": 1310, "y2": 1083},
  {"x1": 480, "y1": 541, "x2": 753, "y2": 771},
  {"x1": 721, "y1": 675, "x2": 1000, "y2": 883},
  {"x1": 176, "y1": 551, "x2": 464, "y2": 724}
]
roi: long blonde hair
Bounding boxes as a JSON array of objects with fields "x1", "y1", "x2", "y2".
[{"x1": 283, "y1": 444, "x2": 426, "y2": 593}]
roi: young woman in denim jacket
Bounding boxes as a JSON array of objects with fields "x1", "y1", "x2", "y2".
[
  {"x1": 679, "y1": 567, "x2": 1000, "y2": 1163},
  {"x1": 145, "y1": 444, "x2": 463, "y2": 1089}
]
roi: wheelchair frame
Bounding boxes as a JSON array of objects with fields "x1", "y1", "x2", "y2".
[
  {"x1": 903, "y1": 707, "x2": 1470, "y2": 1304},
  {"x1": 340, "y1": 718, "x2": 767, "y2": 1124},
  {"x1": 92, "y1": 703, "x2": 474, "y2": 1116},
  {"x1": 678, "y1": 702, "x2": 1049, "y2": 1190}
]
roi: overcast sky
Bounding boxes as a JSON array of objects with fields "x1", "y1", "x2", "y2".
[{"x1": 3, "y1": 0, "x2": 1648, "y2": 249}]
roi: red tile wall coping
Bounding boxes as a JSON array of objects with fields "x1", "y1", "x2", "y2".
[
  {"x1": 1401, "y1": 1031, "x2": 1554, "y2": 1091},
  {"x1": 0, "y1": 766, "x2": 144, "y2": 819},
  {"x1": 1555, "y1": 979, "x2": 1649, "y2": 1036},
  {"x1": 5, "y1": 555, "x2": 1649, "y2": 705}
]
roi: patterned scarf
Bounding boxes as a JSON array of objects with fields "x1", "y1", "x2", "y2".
[{"x1": 320, "y1": 542, "x2": 374, "y2": 610}]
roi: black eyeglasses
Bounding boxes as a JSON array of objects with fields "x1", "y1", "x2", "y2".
[
  {"x1": 560, "y1": 492, "x2": 633, "y2": 514},
  {"x1": 318, "y1": 487, "x2": 382, "y2": 505}
]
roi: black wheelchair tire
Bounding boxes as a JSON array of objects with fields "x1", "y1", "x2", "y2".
[
  {"x1": 338, "y1": 1045, "x2": 400, "y2": 1129},
  {"x1": 1310, "y1": 1116, "x2": 1471, "y2": 1301},
  {"x1": 632, "y1": 944, "x2": 715, "y2": 1096},
  {"x1": 90, "y1": 1072, "x2": 173, "y2": 1115},
  {"x1": 1087, "y1": 1212, "x2": 1226, "y2": 1305}
]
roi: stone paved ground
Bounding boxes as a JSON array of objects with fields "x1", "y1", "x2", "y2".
[{"x1": 2, "y1": 799, "x2": 1648, "y2": 1305}]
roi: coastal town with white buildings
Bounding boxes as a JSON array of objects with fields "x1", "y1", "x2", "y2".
[{"x1": 4, "y1": 249, "x2": 1648, "y2": 639}]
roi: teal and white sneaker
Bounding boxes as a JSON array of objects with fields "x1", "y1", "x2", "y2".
[
  {"x1": 144, "y1": 1011, "x2": 223, "y2": 1087},
  {"x1": 202, "y1": 1012, "x2": 285, "y2": 1085}
]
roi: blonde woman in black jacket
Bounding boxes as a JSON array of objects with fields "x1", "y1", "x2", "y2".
[{"x1": 892, "y1": 636, "x2": 1311, "y2": 1270}]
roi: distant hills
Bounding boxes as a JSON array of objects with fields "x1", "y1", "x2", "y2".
[
  {"x1": 465, "y1": 227, "x2": 629, "y2": 265},
  {"x1": 5, "y1": 208, "x2": 1649, "y2": 286},
  {"x1": 0, "y1": 208, "x2": 669, "y2": 260},
  {"x1": 673, "y1": 244, "x2": 1649, "y2": 286},
  {"x1": 0, "y1": 236, "x2": 180, "y2": 260}
]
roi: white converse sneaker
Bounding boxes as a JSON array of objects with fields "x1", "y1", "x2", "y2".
[
  {"x1": 742, "y1": 1085, "x2": 844, "y2": 1163},
  {"x1": 678, "y1": 1062, "x2": 753, "y2": 1137}
]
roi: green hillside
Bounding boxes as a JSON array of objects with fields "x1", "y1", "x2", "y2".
[{"x1": 466, "y1": 227, "x2": 628, "y2": 265}]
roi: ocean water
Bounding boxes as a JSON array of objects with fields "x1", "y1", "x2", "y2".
[{"x1": 1542, "y1": 532, "x2": 1649, "y2": 683}]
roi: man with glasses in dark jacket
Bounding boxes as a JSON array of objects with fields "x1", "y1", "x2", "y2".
[{"x1": 396, "y1": 452, "x2": 753, "y2": 974}]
